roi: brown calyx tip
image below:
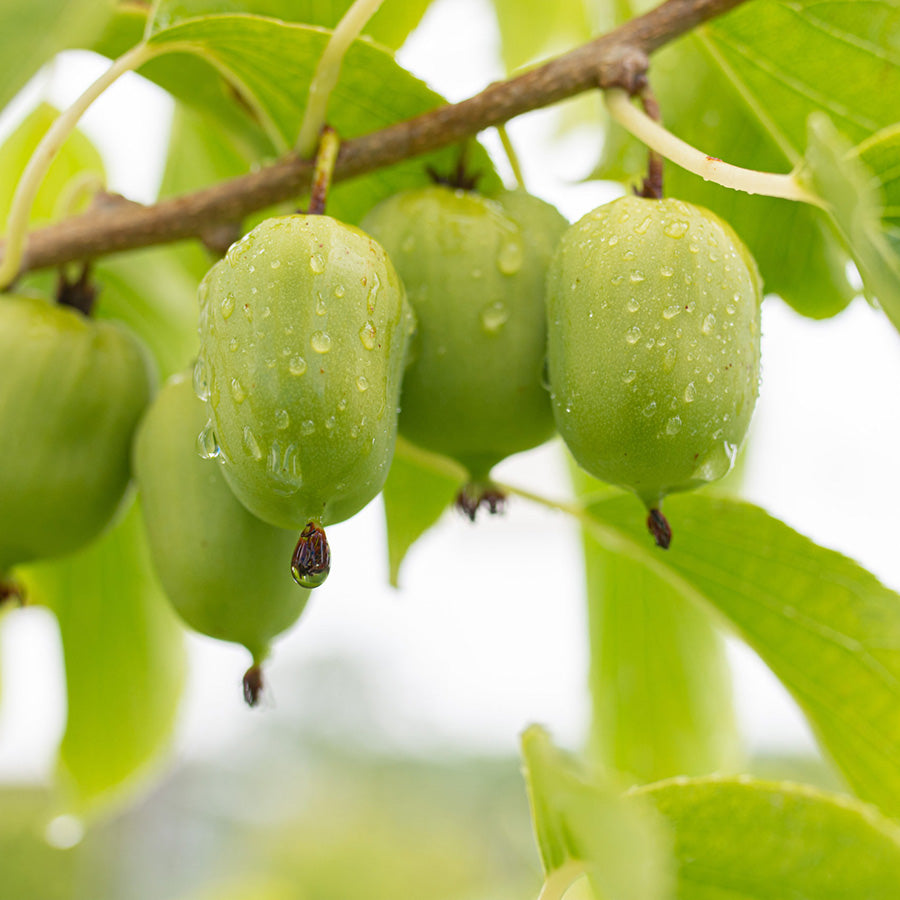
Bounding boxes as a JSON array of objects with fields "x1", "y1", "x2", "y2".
[
  {"x1": 647, "y1": 508, "x2": 672, "y2": 549},
  {"x1": 291, "y1": 521, "x2": 331, "y2": 588},
  {"x1": 0, "y1": 578, "x2": 25, "y2": 608},
  {"x1": 242, "y1": 664, "x2": 264, "y2": 707},
  {"x1": 56, "y1": 263, "x2": 98, "y2": 316},
  {"x1": 455, "y1": 483, "x2": 508, "y2": 522}
]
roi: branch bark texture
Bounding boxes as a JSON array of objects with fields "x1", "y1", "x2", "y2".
[{"x1": 4, "y1": 0, "x2": 751, "y2": 277}]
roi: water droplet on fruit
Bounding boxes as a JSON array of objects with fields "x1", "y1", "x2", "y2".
[
  {"x1": 324, "y1": 415, "x2": 336, "y2": 430},
  {"x1": 316, "y1": 293, "x2": 327, "y2": 316},
  {"x1": 481, "y1": 301, "x2": 509, "y2": 333},
  {"x1": 664, "y1": 220, "x2": 689, "y2": 238},
  {"x1": 706, "y1": 371, "x2": 716, "y2": 383},
  {"x1": 243, "y1": 426, "x2": 263, "y2": 459},
  {"x1": 622, "y1": 369, "x2": 637, "y2": 384},
  {"x1": 625, "y1": 326, "x2": 641, "y2": 344},
  {"x1": 666, "y1": 416, "x2": 682, "y2": 435},
  {"x1": 309, "y1": 253, "x2": 325, "y2": 273},
  {"x1": 300, "y1": 419, "x2": 316, "y2": 436},
  {"x1": 192, "y1": 358, "x2": 210, "y2": 401},
  {"x1": 662, "y1": 305, "x2": 681, "y2": 320},
  {"x1": 335, "y1": 284, "x2": 345, "y2": 298},
  {"x1": 634, "y1": 216, "x2": 653, "y2": 235},
  {"x1": 291, "y1": 522, "x2": 330, "y2": 589},
  {"x1": 230, "y1": 377, "x2": 245, "y2": 404},
  {"x1": 367, "y1": 271, "x2": 381, "y2": 313},
  {"x1": 270, "y1": 259, "x2": 281, "y2": 269},
  {"x1": 497, "y1": 240, "x2": 524, "y2": 275},
  {"x1": 642, "y1": 401, "x2": 657, "y2": 417},
  {"x1": 311, "y1": 331, "x2": 332, "y2": 354},
  {"x1": 702, "y1": 314, "x2": 716, "y2": 335},
  {"x1": 630, "y1": 270, "x2": 645, "y2": 283},
  {"x1": 684, "y1": 382, "x2": 696, "y2": 403},
  {"x1": 220, "y1": 292, "x2": 235, "y2": 319},
  {"x1": 664, "y1": 348, "x2": 677, "y2": 370},
  {"x1": 607, "y1": 235, "x2": 619, "y2": 247},
  {"x1": 275, "y1": 409, "x2": 290, "y2": 430},
  {"x1": 623, "y1": 249, "x2": 635, "y2": 261},
  {"x1": 289, "y1": 356, "x2": 307, "y2": 376},
  {"x1": 356, "y1": 375, "x2": 369, "y2": 392},
  {"x1": 660, "y1": 265, "x2": 674, "y2": 277},
  {"x1": 359, "y1": 321, "x2": 377, "y2": 350},
  {"x1": 228, "y1": 338, "x2": 239, "y2": 352},
  {"x1": 626, "y1": 298, "x2": 640, "y2": 313},
  {"x1": 610, "y1": 274, "x2": 624, "y2": 286},
  {"x1": 337, "y1": 397, "x2": 347, "y2": 412},
  {"x1": 197, "y1": 421, "x2": 220, "y2": 459},
  {"x1": 242, "y1": 303, "x2": 252, "y2": 322}
]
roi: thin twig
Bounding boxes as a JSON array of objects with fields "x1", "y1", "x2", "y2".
[{"x1": 1, "y1": 0, "x2": 750, "y2": 279}]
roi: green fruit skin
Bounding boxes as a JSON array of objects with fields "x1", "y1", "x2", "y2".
[
  {"x1": 134, "y1": 375, "x2": 306, "y2": 660},
  {"x1": 197, "y1": 214, "x2": 414, "y2": 530},
  {"x1": 547, "y1": 196, "x2": 762, "y2": 508},
  {"x1": 361, "y1": 186, "x2": 568, "y2": 481},
  {"x1": 0, "y1": 295, "x2": 154, "y2": 574}
]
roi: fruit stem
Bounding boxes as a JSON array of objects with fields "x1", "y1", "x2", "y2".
[
  {"x1": 291, "y1": 521, "x2": 331, "y2": 588},
  {"x1": 56, "y1": 263, "x2": 97, "y2": 315},
  {"x1": 295, "y1": 0, "x2": 385, "y2": 159},
  {"x1": 496, "y1": 124, "x2": 527, "y2": 191},
  {"x1": 604, "y1": 88, "x2": 825, "y2": 207},
  {"x1": 307, "y1": 126, "x2": 341, "y2": 216},
  {"x1": 635, "y1": 83, "x2": 664, "y2": 200},
  {"x1": 0, "y1": 42, "x2": 158, "y2": 289},
  {"x1": 242, "y1": 664, "x2": 265, "y2": 707}
]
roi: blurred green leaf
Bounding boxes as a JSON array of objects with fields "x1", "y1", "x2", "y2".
[
  {"x1": 383, "y1": 439, "x2": 467, "y2": 587},
  {"x1": 583, "y1": 537, "x2": 741, "y2": 785},
  {"x1": 0, "y1": 0, "x2": 114, "y2": 111},
  {"x1": 637, "y1": 776, "x2": 900, "y2": 899},
  {"x1": 0, "y1": 103, "x2": 105, "y2": 231},
  {"x1": 147, "y1": 0, "x2": 433, "y2": 50},
  {"x1": 582, "y1": 492, "x2": 900, "y2": 818},
  {"x1": 141, "y1": 15, "x2": 500, "y2": 222},
  {"x1": 804, "y1": 115, "x2": 900, "y2": 334},
  {"x1": 489, "y1": 0, "x2": 591, "y2": 73},
  {"x1": 521, "y1": 725, "x2": 674, "y2": 900},
  {"x1": 22, "y1": 501, "x2": 186, "y2": 815},
  {"x1": 858, "y1": 123, "x2": 900, "y2": 255}
]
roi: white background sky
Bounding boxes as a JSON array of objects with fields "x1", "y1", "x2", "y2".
[{"x1": 1, "y1": 0, "x2": 900, "y2": 789}]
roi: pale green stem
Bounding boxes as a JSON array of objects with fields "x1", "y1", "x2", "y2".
[
  {"x1": 0, "y1": 43, "x2": 157, "y2": 289},
  {"x1": 295, "y1": 0, "x2": 385, "y2": 158},
  {"x1": 537, "y1": 861, "x2": 590, "y2": 900},
  {"x1": 496, "y1": 124, "x2": 526, "y2": 190},
  {"x1": 604, "y1": 88, "x2": 825, "y2": 207},
  {"x1": 53, "y1": 171, "x2": 106, "y2": 222}
]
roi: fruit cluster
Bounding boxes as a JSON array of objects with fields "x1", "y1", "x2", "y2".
[{"x1": 0, "y1": 181, "x2": 761, "y2": 702}]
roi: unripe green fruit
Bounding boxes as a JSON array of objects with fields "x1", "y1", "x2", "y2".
[
  {"x1": 197, "y1": 214, "x2": 413, "y2": 532},
  {"x1": 547, "y1": 195, "x2": 761, "y2": 512},
  {"x1": 0, "y1": 295, "x2": 154, "y2": 575},
  {"x1": 134, "y1": 375, "x2": 306, "y2": 666},
  {"x1": 361, "y1": 186, "x2": 567, "y2": 481}
]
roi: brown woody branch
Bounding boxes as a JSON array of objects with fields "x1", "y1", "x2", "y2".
[{"x1": 4, "y1": 0, "x2": 751, "y2": 277}]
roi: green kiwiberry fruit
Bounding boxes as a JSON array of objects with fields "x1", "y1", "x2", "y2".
[
  {"x1": 0, "y1": 295, "x2": 154, "y2": 576},
  {"x1": 546, "y1": 196, "x2": 761, "y2": 544},
  {"x1": 361, "y1": 185, "x2": 567, "y2": 484},
  {"x1": 134, "y1": 374, "x2": 307, "y2": 699},
  {"x1": 197, "y1": 214, "x2": 413, "y2": 573}
]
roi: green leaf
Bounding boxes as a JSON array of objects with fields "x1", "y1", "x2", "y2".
[
  {"x1": 141, "y1": 15, "x2": 500, "y2": 222},
  {"x1": 383, "y1": 440, "x2": 467, "y2": 588},
  {"x1": 804, "y1": 114, "x2": 900, "y2": 334},
  {"x1": 636, "y1": 776, "x2": 900, "y2": 899},
  {"x1": 581, "y1": 492, "x2": 900, "y2": 818},
  {"x1": 858, "y1": 123, "x2": 900, "y2": 254},
  {"x1": 583, "y1": 535, "x2": 741, "y2": 785},
  {"x1": 703, "y1": 1, "x2": 900, "y2": 153},
  {"x1": 489, "y1": 0, "x2": 592, "y2": 73},
  {"x1": 0, "y1": 103, "x2": 105, "y2": 230},
  {"x1": 521, "y1": 725, "x2": 674, "y2": 900},
  {"x1": 148, "y1": 0, "x2": 432, "y2": 50},
  {"x1": 21, "y1": 501, "x2": 186, "y2": 815},
  {"x1": 0, "y1": 0, "x2": 114, "y2": 111}
]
